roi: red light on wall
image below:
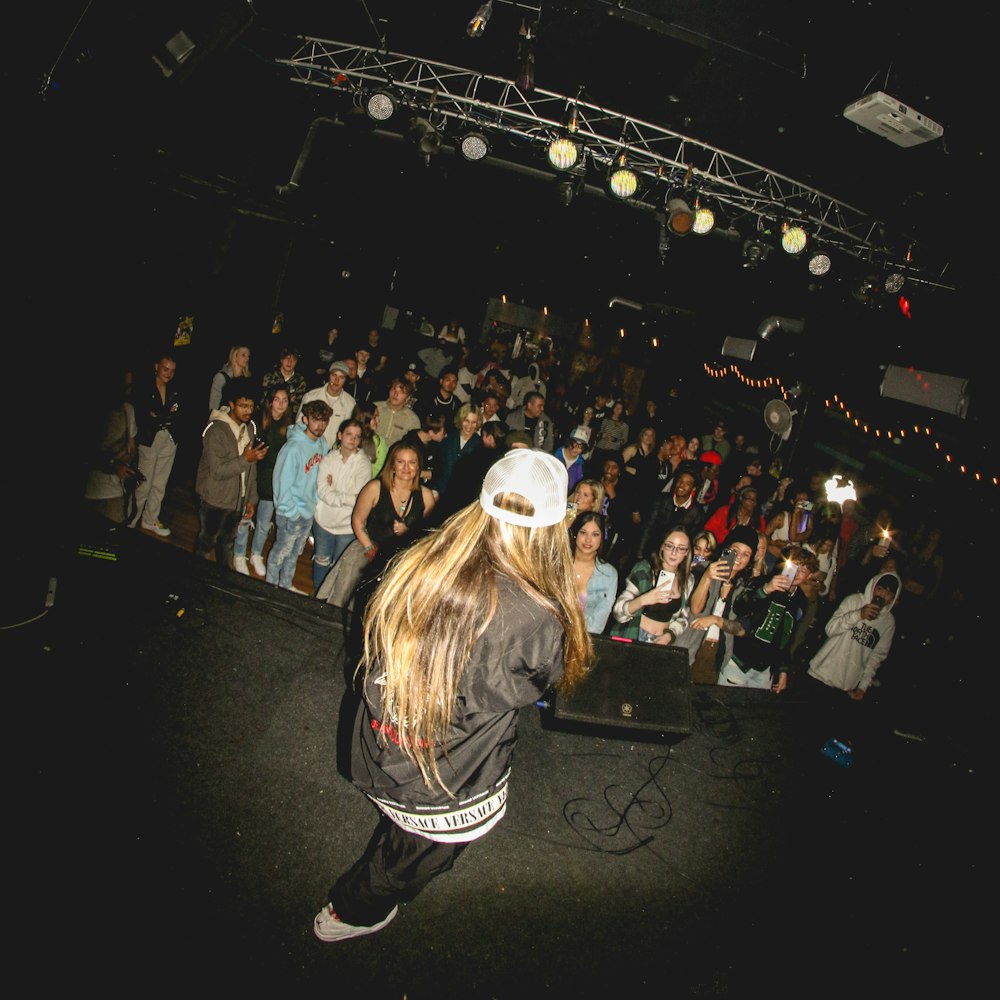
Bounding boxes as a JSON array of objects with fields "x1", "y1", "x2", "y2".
[{"x1": 898, "y1": 294, "x2": 912, "y2": 318}]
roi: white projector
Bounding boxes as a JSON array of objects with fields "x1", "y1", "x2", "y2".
[{"x1": 843, "y1": 92, "x2": 944, "y2": 147}]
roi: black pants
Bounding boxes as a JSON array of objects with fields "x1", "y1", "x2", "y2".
[
  {"x1": 194, "y1": 500, "x2": 242, "y2": 570},
  {"x1": 330, "y1": 813, "x2": 468, "y2": 926}
]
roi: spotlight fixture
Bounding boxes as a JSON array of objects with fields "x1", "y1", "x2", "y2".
[
  {"x1": 548, "y1": 136, "x2": 580, "y2": 170},
  {"x1": 853, "y1": 275, "x2": 880, "y2": 305},
  {"x1": 665, "y1": 197, "x2": 695, "y2": 236},
  {"x1": 780, "y1": 222, "x2": 808, "y2": 255},
  {"x1": 807, "y1": 252, "x2": 832, "y2": 276},
  {"x1": 884, "y1": 271, "x2": 906, "y2": 293},
  {"x1": 467, "y1": 2, "x2": 493, "y2": 38},
  {"x1": 458, "y1": 129, "x2": 490, "y2": 161},
  {"x1": 408, "y1": 117, "x2": 442, "y2": 154},
  {"x1": 692, "y1": 198, "x2": 715, "y2": 235},
  {"x1": 608, "y1": 153, "x2": 638, "y2": 199},
  {"x1": 364, "y1": 89, "x2": 396, "y2": 122},
  {"x1": 557, "y1": 174, "x2": 584, "y2": 207},
  {"x1": 742, "y1": 239, "x2": 772, "y2": 269}
]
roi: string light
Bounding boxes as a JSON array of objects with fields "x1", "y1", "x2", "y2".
[{"x1": 704, "y1": 368, "x2": 1000, "y2": 487}]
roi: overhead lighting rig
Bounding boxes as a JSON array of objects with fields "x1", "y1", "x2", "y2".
[{"x1": 280, "y1": 36, "x2": 952, "y2": 292}]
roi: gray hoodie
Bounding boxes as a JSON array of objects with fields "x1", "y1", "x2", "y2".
[{"x1": 808, "y1": 571, "x2": 901, "y2": 693}]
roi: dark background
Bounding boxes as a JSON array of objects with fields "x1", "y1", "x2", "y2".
[{"x1": 8, "y1": 2, "x2": 993, "y2": 596}]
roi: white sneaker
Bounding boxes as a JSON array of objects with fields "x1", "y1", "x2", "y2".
[
  {"x1": 234, "y1": 556, "x2": 249, "y2": 575},
  {"x1": 287, "y1": 584, "x2": 309, "y2": 595},
  {"x1": 142, "y1": 520, "x2": 171, "y2": 537},
  {"x1": 314, "y1": 903, "x2": 397, "y2": 942},
  {"x1": 250, "y1": 554, "x2": 266, "y2": 576}
]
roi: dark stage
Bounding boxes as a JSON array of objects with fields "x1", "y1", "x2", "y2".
[{"x1": 11, "y1": 526, "x2": 983, "y2": 996}]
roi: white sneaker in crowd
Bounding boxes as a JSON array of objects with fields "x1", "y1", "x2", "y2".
[
  {"x1": 250, "y1": 554, "x2": 266, "y2": 576},
  {"x1": 234, "y1": 556, "x2": 250, "y2": 575},
  {"x1": 142, "y1": 520, "x2": 171, "y2": 537}
]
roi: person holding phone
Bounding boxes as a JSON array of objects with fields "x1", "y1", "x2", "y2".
[
  {"x1": 671, "y1": 525, "x2": 760, "y2": 683},
  {"x1": 716, "y1": 544, "x2": 819, "y2": 692},
  {"x1": 194, "y1": 376, "x2": 268, "y2": 574},
  {"x1": 609, "y1": 528, "x2": 695, "y2": 643}
]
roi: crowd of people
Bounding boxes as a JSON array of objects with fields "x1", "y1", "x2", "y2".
[{"x1": 80, "y1": 313, "x2": 967, "y2": 944}]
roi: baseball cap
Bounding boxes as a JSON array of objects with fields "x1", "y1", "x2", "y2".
[
  {"x1": 569, "y1": 428, "x2": 590, "y2": 445},
  {"x1": 480, "y1": 449, "x2": 569, "y2": 527},
  {"x1": 700, "y1": 449, "x2": 723, "y2": 465},
  {"x1": 328, "y1": 361, "x2": 350, "y2": 375}
]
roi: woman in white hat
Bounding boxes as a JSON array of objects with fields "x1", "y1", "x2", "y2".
[{"x1": 314, "y1": 449, "x2": 592, "y2": 942}]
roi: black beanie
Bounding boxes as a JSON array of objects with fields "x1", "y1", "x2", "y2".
[{"x1": 723, "y1": 525, "x2": 760, "y2": 555}]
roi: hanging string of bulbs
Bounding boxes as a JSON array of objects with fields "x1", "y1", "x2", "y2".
[{"x1": 702, "y1": 362, "x2": 997, "y2": 488}]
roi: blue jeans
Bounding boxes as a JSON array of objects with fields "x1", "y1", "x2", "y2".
[
  {"x1": 312, "y1": 522, "x2": 355, "y2": 592},
  {"x1": 234, "y1": 517, "x2": 253, "y2": 558},
  {"x1": 235, "y1": 500, "x2": 275, "y2": 559},
  {"x1": 265, "y1": 513, "x2": 312, "y2": 589},
  {"x1": 251, "y1": 500, "x2": 275, "y2": 558}
]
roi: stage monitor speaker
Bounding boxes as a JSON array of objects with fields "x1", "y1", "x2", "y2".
[
  {"x1": 720, "y1": 336, "x2": 757, "y2": 361},
  {"x1": 381, "y1": 305, "x2": 399, "y2": 330},
  {"x1": 551, "y1": 635, "x2": 692, "y2": 735},
  {"x1": 880, "y1": 364, "x2": 970, "y2": 418}
]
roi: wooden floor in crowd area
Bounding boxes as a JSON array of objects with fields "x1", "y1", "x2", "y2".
[{"x1": 144, "y1": 476, "x2": 318, "y2": 596}]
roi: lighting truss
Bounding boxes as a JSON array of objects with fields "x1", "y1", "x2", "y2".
[{"x1": 278, "y1": 37, "x2": 948, "y2": 284}]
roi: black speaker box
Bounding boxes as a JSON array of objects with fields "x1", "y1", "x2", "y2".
[{"x1": 549, "y1": 635, "x2": 692, "y2": 736}]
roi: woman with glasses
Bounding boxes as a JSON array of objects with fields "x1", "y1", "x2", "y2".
[
  {"x1": 672, "y1": 525, "x2": 760, "y2": 683},
  {"x1": 609, "y1": 528, "x2": 694, "y2": 643}
]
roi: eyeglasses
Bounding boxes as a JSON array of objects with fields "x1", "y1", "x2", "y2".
[{"x1": 661, "y1": 543, "x2": 690, "y2": 554}]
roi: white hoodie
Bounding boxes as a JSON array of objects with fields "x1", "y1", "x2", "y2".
[{"x1": 808, "y1": 571, "x2": 901, "y2": 693}]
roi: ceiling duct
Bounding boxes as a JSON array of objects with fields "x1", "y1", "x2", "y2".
[{"x1": 756, "y1": 315, "x2": 805, "y2": 341}]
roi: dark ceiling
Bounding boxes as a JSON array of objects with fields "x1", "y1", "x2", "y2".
[{"x1": 17, "y1": 3, "x2": 990, "y2": 451}]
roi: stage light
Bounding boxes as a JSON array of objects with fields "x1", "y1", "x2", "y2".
[
  {"x1": 692, "y1": 198, "x2": 715, "y2": 235},
  {"x1": 459, "y1": 130, "x2": 490, "y2": 161},
  {"x1": 548, "y1": 136, "x2": 579, "y2": 170},
  {"x1": 853, "y1": 274, "x2": 879, "y2": 305},
  {"x1": 364, "y1": 90, "x2": 396, "y2": 122},
  {"x1": 409, "y1": 117, "x2": 442, "y2": 154},
  {"x1": 781, "y1": 222, "x2": 807, "y2": 255},
  {"x1": 884, "y1": 270, "x2": 905, "y2": 293},
  {"x1": 467, "y1": 2, "x2": 493, "y2": 37},
  {"x1": 665, "y1": 197, "x2": 695, "y2": 236},
  {"x1": 609, "y1": 153, "x2": 637, "y2": 199},
  {"x1": 807, "y1": 251, "x2": 831, "y2": 275},
  {"x1": 742, "y1": 239, "x2": 771, "y2": 269}
]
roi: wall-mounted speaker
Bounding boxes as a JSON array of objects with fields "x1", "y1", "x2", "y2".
[
  {"x1": 880, "y1": 365, "x2": 970, "y2": 418},
  {"x1": 720, "y1": 336, "x2": 757, "y2": 361}
]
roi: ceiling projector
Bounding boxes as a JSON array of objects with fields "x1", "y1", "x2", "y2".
[{"x1": 843, "y1": 92, "x2": 944, "y2": 147}]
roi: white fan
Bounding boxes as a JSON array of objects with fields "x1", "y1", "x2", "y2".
[{"x1": 763, "y1": 399, "x2": 796, "y2": 441}]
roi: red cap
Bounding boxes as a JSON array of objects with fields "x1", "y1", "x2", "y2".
[{"x1": 700, "y1": 449, "x2": 723, "y2": 465}]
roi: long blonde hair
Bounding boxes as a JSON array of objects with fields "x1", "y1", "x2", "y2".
[
  {"x1": 227, "y1": 344, "x2": 252, "y2": 378},
  {"x1": 362, "y1": 500, "x2": 592, "y2": 793}
]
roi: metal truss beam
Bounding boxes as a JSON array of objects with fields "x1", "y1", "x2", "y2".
[{"x1": 278, "y1": 37, "x2": 935, "y2": 279}]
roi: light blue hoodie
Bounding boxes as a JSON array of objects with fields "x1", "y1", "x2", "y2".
[{"x1": 272, "y1": 422, "x2": 328, "y2": 519}]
